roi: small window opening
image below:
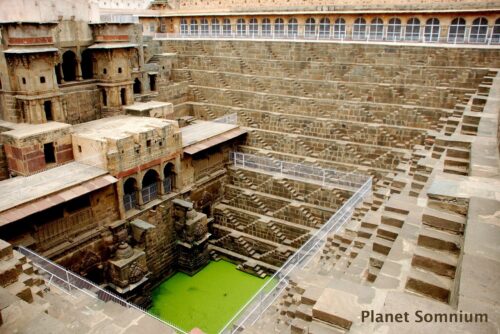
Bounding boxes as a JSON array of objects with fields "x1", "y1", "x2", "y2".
[
  {"x1": 103, "y1": 68, "x2": 107, "y2": 74},
  {"x1": 78, "y1": 145, "x2": 82, "y2": 153},
  {"x1": 118, "y1": 67, "x2": 122, "y2": 73},
  {"x1": 40, "y1": 76, "x2": 46, "y2": 83},
  {"x1": 146, "y1": 139, "x2": 152, "y2": 147},
  {"x1": 22, "y1": 77, "x2": 26, "y2": 85}
]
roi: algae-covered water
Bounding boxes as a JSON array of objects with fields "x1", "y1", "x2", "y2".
[{"x1": 149, "y1": 260, "x2": 271, "y2": 334}]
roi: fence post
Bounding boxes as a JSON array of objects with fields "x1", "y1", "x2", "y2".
[{"x1": 66, "y1": 269, "x2": 71, "y2": 292}]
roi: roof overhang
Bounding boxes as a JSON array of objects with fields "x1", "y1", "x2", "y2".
[
  {"x1": 87, "y1": 43, "x2": 137, "y2": 49},
  {"x1": 0, "y1": 174, "x2": 117, "y2": 226},
  {"x1": 183, "y1": 127, "x2": 247, "y2": 155},
  {"x1": 3, "y1": 47, "x2": 58, "y2": 54}
]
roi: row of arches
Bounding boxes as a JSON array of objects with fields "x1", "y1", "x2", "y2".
[
  {"x1": 179, "y1": 16, "x2": 500, "y2": 42},
  {"x1": 123, "y1": 163, "x2": 175, "y2": 211},
  {"x1": 55, "y1": 50, "x2": 94, "y2": 84}
]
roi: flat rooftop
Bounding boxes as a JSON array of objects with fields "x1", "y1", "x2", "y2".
[
  {"x1": 0, "y1": 122, "x2": 71, "y2": 140},
  {"x1": 125, "y1": 101, "x2": 172, "y2": 112},
  {"x1": 0, "y1": 162, "x2": 111, "y2": 213},
  {"x1": 181, "y1": 121, "x2": 239, "y2": 147},
  {"x1": 73, "y1": 115, "x2": 178, "y2": 142}
]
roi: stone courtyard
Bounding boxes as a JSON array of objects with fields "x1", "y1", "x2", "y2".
[{"x1": 0, "y1": 0, "x2": 499, "y2": 333}]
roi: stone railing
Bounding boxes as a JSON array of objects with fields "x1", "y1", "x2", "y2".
[
  {"x1": 155, "y1": 23, "x2": 500, "y2": 45},
  {"x1": 219, "y1": 154, "x2": 372, "y2": 333}
]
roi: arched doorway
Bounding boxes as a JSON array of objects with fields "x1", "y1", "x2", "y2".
[
  {"x1": 133, "y1": 78, "x2": 142, "y2": 94},
  {"x1": 120, "y1": 88, "x2": 127, "y2": 105},
  {"x1": 142, "y1": 170, "x2": 159, "y2": 203},
  {"x1": 163, "y1": 163, "x2": 175, "y2": 193},
  {"x1": 43, "y1": 101, "x2": 53, "y2": 121},
  {"x1": 81, "y1": 49, "x2": 93, "y2": 79},
  {"x1": 102, "y1": 90, "x2": 107, "y2": 106},
  {"x1": 62, "y1": 50, "x2": 77, "y2": 82},
  {"x1": 123, "y1": 178, "x2": 138, "y2": 211}
]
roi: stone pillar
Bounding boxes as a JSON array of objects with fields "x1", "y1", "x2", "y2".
[
  {"x1": 116, "y1": 181, "x2": 127, "y2": 219},
  {"x1": 76, "y1": 59, "x2": 83, "y2": 81},
  {"x1": 57, "y1": 64, "x2": 65, "y2": 84}
]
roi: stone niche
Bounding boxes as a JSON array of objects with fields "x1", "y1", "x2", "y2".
[
  {"x1": 107, "y1": 242, "x2": 148, "y2": 293},
  {"x1": 173, "y1": 199, "x2": 210, "y2": 275}
]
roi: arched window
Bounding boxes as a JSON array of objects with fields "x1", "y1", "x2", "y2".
[
  {"x1": 370, "y1": 18, "x2": 384, "y2": 40},
  {"x1": 249, "y1": 18, "x2": 258, "y2": 36},
  {"x1": 237, "y1": 18, "x2": 246, "y2": 36},
  {"x1": 319, "y1": 18, "x2": 331, "y2": 38},
  {"x1": 163, "y1": 163, "x2": 175, "y2": 193},
  {"x1": 333, "y1": 18, "x2": 346, "y2": 39},
  {"x1": 353, "y1": 18, "x2": 366, "y2": 40},
  {"x1": 448, "y1": 17, "x2": 466, "y2": 42},
  {"x1": 387, "y1": 18, "x2": 402, "y2": 40},
  {"x1": 405, "y1": 18, "x2": 420, "y2": 41},
  {"x1": 190, "y1": 19, "x2": 198, "y2": 35},
  {"x1": 142, "y1": 170, "x2": 159, "y2": 203},
  {"x1": 275, "y1": 18, "x2": 284, "y2": 36},
  {"x1": 123, "y1": 178, "x2": 137, "y2": 211},
  {"x1": 470, "y1": 17, "x2": 488, "y2": 42},
  {"x1": 288, "y1": 18, "x2": 298, "y2": 37},
  {"x1": 223, "y1": 18, "x2": 232, "y2": 35},
  {"x1": 305, "y1": 18, "x2": 316, "y2": 37},
  {"x1": 200, "y1": 18, "x2": 209, "y2": 35},
  {"x1": 133, "y1": 78, "x2": 142, "y2": 94},
  {"x1": 424, "y1": 18, "x2": 440, "y2": 42},
  {"x1": 493, "y1": 18, "x2": 500, "y2": 43},
  {"x1": 180, "y1": 19, "x2": 188, "y2": 35},
  {"x1": 262, "y1": 18, "x2": 271, "y2": 36},
  {"x1": 211, "y1": 18, "x2": 220, "y2": 35}
]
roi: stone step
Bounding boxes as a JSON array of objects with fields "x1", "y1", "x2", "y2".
[
  {"x1": 5, "y1": 281, "x2": 33, "y2": 303},
  {"x1": 381, "y1": 210, "x2": 405, "y2": 228},
  {"x1": 412, "y1": 246, "x2": 458, "y2": 279},
  {"x1": 376, "y1": 224, "x2": 400, "y2": 241},
  {"x1": 405, "y1": 267, "x2": 452, "y2": 303},
  {"x1": 422, "y1": 207, "x2": 465, "y2": 233},
  {"x1": 417, "y1": 226, "x2": 461, "y2": 254},
  {"x1": 373, "y1": 236, "x2": 393, "y2": 255}
]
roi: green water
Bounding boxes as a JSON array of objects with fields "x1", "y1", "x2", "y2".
[{"x1": 149, "y1": 260, "x2": 271, "y2": 334}]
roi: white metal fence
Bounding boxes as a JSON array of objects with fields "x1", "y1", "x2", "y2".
[
  {"x1": 16, "y1": 246, "x2": 187, "y2": 334},
  {"x1": 214, "y1": 113, "x2": 238, "y2": 124},
  {"x1": 220, "y1": 154, "x2": 372, "y2": 333},
  {"x1": 231, "y1": 152, "x2": 368, "y2": 191},
  {"x1": 100, "y1": 14, "x2": 139, "y2": 24},
  {"x1": 154, "y1": 23, "x2": 500, "y2": 45}
]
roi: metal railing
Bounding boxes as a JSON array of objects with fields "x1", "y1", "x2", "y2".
[
  {"x1": 100, "y1": 14, "x2": 139, "y2": 24},
  {"x1": 123, "y1": 193, "x2": 137, "y2": 211},
  {"x1": 214, "y1": 113, "x2": 238, "y2": 124},
  {"x1": 231, "y1": 152, "x2": 368, "y2": 191},
  {"x1": 16, "y1": 246, "x2": 187, "y2": 334},
  {"x1": 141, "y1": 183, "x2": 158, "y2": 203},
  {"x1": 219, "y1": 154, "x2": 372, "y2": 333},
  {"x1": 154, "y1": 23, "x2": 500, "y2": 46}
]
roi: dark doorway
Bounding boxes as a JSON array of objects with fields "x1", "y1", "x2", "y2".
[
  {"x1": 44, "y1": 101, "x2": 53, "y2": 121},
  {"x1": 44, "y1": 143, "x2": 56, "y2": 164},
  {"x1": 123, "y1": 178, "x2": 138, "y2": 211},
  {"x1": 62, "y1": 51, "x2": 77, "y2": 82},
  {"x1": 102, "y1": 90, "x2": 107, "y2": 106},
  {"x1": 133, "y1": 78, "x2": 142, "y2": 94},
  {"x1": 120, "y1": 88, "x2": 127, "y2": 105},
  {"x1": 54, "y1": 64, "x2": 62, "y2": 84},
  {"x1": 149, "y1": 74, "x2": 157, "y2": 91},
  {"x1": 81, "y1": 49, "x2": 93, "y2": 80}
]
